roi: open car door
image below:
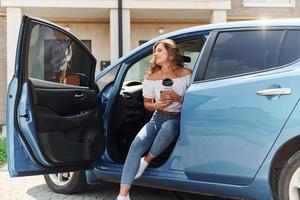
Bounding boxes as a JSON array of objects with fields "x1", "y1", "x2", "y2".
[{"x1": 6, "y1": 16, "x2": 105, "y2": 176}]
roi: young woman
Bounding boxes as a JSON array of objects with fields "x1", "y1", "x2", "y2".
[{"x1": 117, "y1": 39, "x2": 192, "y2": 200}]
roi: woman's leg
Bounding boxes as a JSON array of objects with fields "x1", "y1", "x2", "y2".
[
  {"x1": 148, "y1": 119, "x2": 179, "y2": 158},
  {"x1": 119, "y1": 121, "x2": 159, "y2": 196},
  {"x1": 135, "y1": 119, "x2": 179, "y2": 180}
]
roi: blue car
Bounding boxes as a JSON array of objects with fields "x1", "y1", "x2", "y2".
[{"x1": 7, "y1": 15, "x2": 300, "y2": 200}]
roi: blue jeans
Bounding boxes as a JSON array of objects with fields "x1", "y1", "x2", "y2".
[{"x1": 120, "y1": 110, "x2": 180, "y2": 188}]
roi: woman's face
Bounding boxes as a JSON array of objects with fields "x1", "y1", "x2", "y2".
[{"x1": 154, "y1": 43, "x2": 169, "y2": 66}]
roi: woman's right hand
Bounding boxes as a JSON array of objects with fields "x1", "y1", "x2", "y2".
[
  {"x1": 143, "y1": 97, "x2": 172, "y2": 111},
  {"x1": 154, "y1": 100, "x2": 172, "y2": 111}
]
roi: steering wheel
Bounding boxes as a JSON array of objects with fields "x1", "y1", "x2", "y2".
[{"x1": 123, "y1": 81, "x2": 142, "y2": 87}]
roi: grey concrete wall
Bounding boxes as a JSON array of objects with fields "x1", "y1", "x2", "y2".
[{"x1": 0, "y1": 16, "x2": 6, "y2": 125}]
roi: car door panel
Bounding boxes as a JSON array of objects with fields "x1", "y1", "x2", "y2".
[
  {"x1": 30, "y1": 79, "x2": 97, "y2": 118},
  {"x1": 178, "y1": 29, "x2": 300, "y2": 186},
  {"x1": 27, "y1": 79, "x2": 102, "y2": 165},
  {"x1": 8, "y1": 15, "x2": 105, "y2": 176},
  {"x1": 17, "y1": 74, "x2": 102, "y2": 166},
  {"x1": 181, "y1": 58, "x2": 300, "y2": 186}
]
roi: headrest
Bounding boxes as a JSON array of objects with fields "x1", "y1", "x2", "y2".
[{"x1": 182, "y1": 55, "x2": 191, "y2": 63}]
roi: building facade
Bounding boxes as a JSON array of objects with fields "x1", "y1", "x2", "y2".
[
  {"x1": 0, "y1": 0, "x2": 299, "y2": 125},
  {"x1": 229, "y1": 0, "x2": 300, "y2": 20},
  {"x1": 0, "y1": 15, "x2": 6, "y2": 125}
]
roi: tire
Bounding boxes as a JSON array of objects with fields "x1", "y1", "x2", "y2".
[
  {"x1": 44, "y1": 171, "x2": 88, "y2": 194},
  {"x1": 278, "y1": 151, "x2": 300, "y2": 200}
]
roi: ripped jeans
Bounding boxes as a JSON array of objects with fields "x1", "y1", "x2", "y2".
[{"x1": 120, "y1": 110, "x2": 179, "y2": 188}]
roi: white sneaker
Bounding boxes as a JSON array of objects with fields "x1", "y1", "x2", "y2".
[
  {"x1": 134, "y1": 157, "x2": 149, "y2": 179},
  {"x1": 117, "y1": 194, "x2": 130, "y2": 200}
]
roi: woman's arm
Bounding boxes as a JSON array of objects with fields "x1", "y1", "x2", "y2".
[
  {"x1": 144, "y1": 98, "x2": 156, "y2": 111},
  {"x1": 144, "y1": 97, "x2": 172, "y2": 111}
]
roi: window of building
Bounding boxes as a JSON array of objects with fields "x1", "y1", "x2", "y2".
[
  {"x1": 81, "y1": 40, "x2": 91, "y2": 51},
  {"x1": 204, "y1": 31, "x2": 284, "y2": 80},
  {"x1": 139, "y1": 40, "x2": 148, "y2": 46},
  {"x1": 243, "y1": 0, "x2": 295, "y2": 7}
]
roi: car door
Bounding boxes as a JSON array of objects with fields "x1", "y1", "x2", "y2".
[
  {"x1": 7, "y1": 16, "x2": 105, "y2": 176},
  {"x1": 180, "y1": 29, "x2": 300, "y2": 185}
]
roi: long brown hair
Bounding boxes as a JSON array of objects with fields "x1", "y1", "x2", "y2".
[{"x1": 149, "y1": 39, "x2": 184, "y2": 75}]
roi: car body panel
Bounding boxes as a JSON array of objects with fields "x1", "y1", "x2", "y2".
[
  {"x1": 8, "y1": 16, "x2": 300, "y2": 199},
  {"x1": 6, "y1": 77, "x2": 42, "y2": 176},
  {"x1": 180, "y1": 63, "x2": 300, "y2": 185},
  {"x1": 88, "y1": 63, "x2": 300, "y2": 200},
  {"x1": 7, "y1": 15, "x2": 105, "y2": 176}
]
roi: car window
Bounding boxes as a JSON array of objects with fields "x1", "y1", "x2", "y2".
[
  {"x1": 278, "y1": 31, "x2": 300, "y2": 66},
  {"x1": 124, "y1": 54, "x2": 151, "y2": 83},
  {"x1": 204, "y1": 30, "x2": 284, "y2": 80},
  {"x1": 96, "y1": 64, "x2": 121, "y2": 91},
  {"x1": 124, "y1": 38, "x2": 205, "y2": 83},
  {"x1": 28, "y1": 24, "x2": 93, "y2": 87},
  {"x1": 178, "y1": 38, "x2": 205, "y2": 70}
]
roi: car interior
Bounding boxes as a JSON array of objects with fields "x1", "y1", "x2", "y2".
[
  {"x1": 26, "y1": 78, "x2": 105, "y2": 166},
  {"x1": 105, "y1": 38, "x2": 205, "y2": 166}
]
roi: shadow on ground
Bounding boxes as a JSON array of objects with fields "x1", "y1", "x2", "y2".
[
  {"x1": 27, "y1": 182, "x2": 232, "y2": 200},
  {"x1": 27, "y1": 182, "x2": 175, "y2": 200}
]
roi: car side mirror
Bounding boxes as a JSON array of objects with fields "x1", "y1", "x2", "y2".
[{"x1": 64, "y1": 73, "x2": 89, "y2": 87}]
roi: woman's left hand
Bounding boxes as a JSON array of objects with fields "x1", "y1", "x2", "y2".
[{"x1": 170, "y1": 90, "x2": 183, "y2": 103}]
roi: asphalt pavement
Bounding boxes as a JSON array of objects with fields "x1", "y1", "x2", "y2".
[{"x1": 0, "y1": 127, "x2": 231, "y2": 199}]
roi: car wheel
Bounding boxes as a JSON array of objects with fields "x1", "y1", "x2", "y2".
[
  {"x1": 278, "y1": 151, "x2": 300, "y2": 200},
  {"x1": 44, "y1": 171, "x2": 88, "y2": 194}
]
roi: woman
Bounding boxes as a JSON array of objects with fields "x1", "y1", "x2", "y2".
[{"x1": 117, "y1": 39, "x2": 192, "y2": 200}]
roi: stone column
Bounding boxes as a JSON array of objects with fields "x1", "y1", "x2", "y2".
[
  {"x1": 122, "y1": 9, "x2": 130, "y2": 56},
  {"x1": 0, "y1": 16, "x2": 7, "y2": 125},
  {"x1": 110, "y1": 9, "x2": 119, "y2": 62},
  {"x1": 110, "y1": 9, "x2": 131, "y2": 63},
  {"x1": 211, "y1": 10, "x2": 227, "y2": 24},
  {"x1": 7, "y1": 7, "x2": 22, "y2": 87}
]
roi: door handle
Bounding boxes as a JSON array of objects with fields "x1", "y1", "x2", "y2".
[
  {"x1": 75, "y1": 92, "x2": 84, "y2": 98},
  {"x1": 256, "y1": 88, "x2": 292, "y2": 96}
]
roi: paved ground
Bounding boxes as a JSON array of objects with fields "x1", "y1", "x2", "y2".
[
  {"x1": 0, "y1": 128, "x2": 236, "y2": 200},
  {"x1": 0, "y1": 164, "x2": 236, "y2": 200}
]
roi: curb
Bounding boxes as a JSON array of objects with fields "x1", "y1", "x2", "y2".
[
  {"x1": 0, "y1": 163, "x2": 7, "y2": 172},
  {"x1": 0, "y1": 126, "x2": 7, "y2": 172},
  {"x1": 0, "y1": 125, "x2": 6, "y2": 138}
]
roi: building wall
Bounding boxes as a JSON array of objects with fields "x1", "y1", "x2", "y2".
[
  {"x1": 53, "y1": 21, "x2": 206, "y2": 73},
  {"x1": 131, "y1": 22, "x2": 206, "y2": 49},
  {"x1": 0, "y1": 16, "x2": 6, "y2": 125},
  {"x1": 229, "y1": 0, "x2": 300, "y2": 19}
]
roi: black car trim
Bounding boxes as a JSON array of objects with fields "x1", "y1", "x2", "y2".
[
  {"x1": 193, "y1": 27, "x2": 300, "y2": 84},
  {"x1": 274, "y1": 30, "x2": 288, "y2": 68}
]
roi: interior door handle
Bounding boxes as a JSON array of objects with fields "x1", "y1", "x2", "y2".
[
  {"x1": 256, "y1": 88, "x2": 292, "y2": 96},
  {"x1": 75, "y1": 93, "x2": 84, "y2": 98}
]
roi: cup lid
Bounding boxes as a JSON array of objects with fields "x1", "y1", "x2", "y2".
[{"x1": 162, "y1": 78, "x2": 173, "y2": 86}]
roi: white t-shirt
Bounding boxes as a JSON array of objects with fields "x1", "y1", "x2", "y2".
[{"x1": 142, "y1": 75, "x2": 191, "y2": 113}]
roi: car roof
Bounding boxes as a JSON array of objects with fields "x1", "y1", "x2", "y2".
[
  {"x1": 97, "y1": 18, "x2": 300, "y2": 77},
  {"x1": 169, "y1": 18, "x2": 300, "y2": 35}
]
